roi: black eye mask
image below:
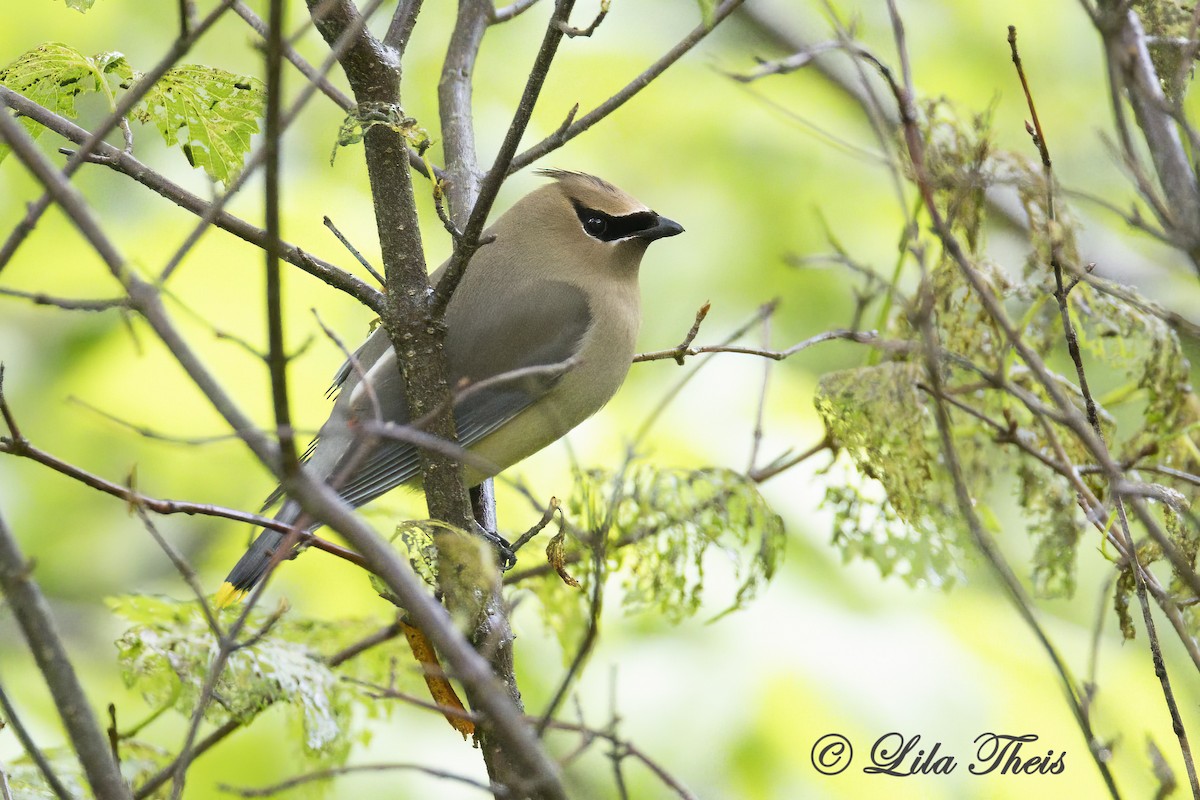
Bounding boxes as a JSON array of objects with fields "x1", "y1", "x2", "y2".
[{"x1": 572, "y1": 200, "x2": 660, "y2": 242}]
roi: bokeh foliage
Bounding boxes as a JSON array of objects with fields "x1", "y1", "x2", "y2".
[
  {"x1": 816, "y1": 97, "x2": 1200, "y2": 622},
  {"x1": 2, "y1": 1, "x2": 1200, "y2": 799}
]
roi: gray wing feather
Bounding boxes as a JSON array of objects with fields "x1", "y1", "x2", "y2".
[{"x1": 317, "y1": 279, "x2": 591, "y2": 509}]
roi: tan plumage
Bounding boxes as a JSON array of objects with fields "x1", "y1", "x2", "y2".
[{"x1": 217, "y1": 170, "x2": 682, "y2": 604}]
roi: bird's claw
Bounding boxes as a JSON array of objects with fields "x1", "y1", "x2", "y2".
[{"x1": 474, "y1": 522, "x2": 517, "y2": 571}]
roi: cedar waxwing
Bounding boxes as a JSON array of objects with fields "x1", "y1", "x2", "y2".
[{"x1": 217, "y1": 170, "x2": 683, "y2": 604}]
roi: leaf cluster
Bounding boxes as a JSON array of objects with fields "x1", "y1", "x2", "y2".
[
  {"x1": 816, "y1": 99, "x2": 1200, "y2": 618},
  {"x1": 107, "y1": 596, "x2": 410, "y2": 771},
  {"x1": 0, "y1": 43, "x2": 264, "y2": 183},
  {"x1": 527, "y1": 465, "x2": 786, "y2": 662}
]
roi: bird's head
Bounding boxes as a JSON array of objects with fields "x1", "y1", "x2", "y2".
[{"x1": 490, "y1": 169, "x2": 683, "y2": 279}]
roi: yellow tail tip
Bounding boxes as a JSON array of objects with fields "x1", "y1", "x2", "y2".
[{"x1": 214, "y1": 582, "x2": 246, "y2": 609}]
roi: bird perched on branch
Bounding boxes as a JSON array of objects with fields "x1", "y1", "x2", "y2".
[{"x1": 217, "y1": 170, "x2": 683, "y2": 605}]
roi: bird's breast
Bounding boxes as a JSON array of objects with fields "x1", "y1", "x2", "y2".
[{"x1": 464, "y1": 279, "x2": 641, "y2": 482}]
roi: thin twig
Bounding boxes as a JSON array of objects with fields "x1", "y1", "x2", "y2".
[
  {"x1": 633, "y1": 328, "x2": 876, "y2": 363},
  {"x1": 747, "y1": 304, "x2": 773, "y2": 472},
  {"x1": 0, "y1": 86, "x2": 384, "y2": 314},
  {"x1": 509, "y1": 497, "x2": 560, "y2": 553},
  {"x1": 432, "y1": 0, "x2": 579, "y2": 316},
  {"x1": 264, "y1": 0, "x2": 299, "y2": 488},
  {"x1": 558, "y1": 0, "x2": 608, "y2": 37},
  {"x1": 0, "y1": 682, "x2": 76, "y2": 800},
  {"x1": 324, "y1": 216, "x2": 385, "y2": 284},
  {"x1": 0, "y1": 511, "x2": 131, "y2": 800},
  {"x1": 509, "y1": 0, "x2": 746, "y2": 172},
  {"x1": 219, "y1": 763, "x2": 493, "y2": 797},
  {"x1": 491, "y1": 0, "x2": 541, "y2": 23},
  {"x1": 0, "y1": 287, "x2": 130, "y2": 312}
]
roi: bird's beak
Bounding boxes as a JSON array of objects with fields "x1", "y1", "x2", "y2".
[{"x1": 635, "y1": 215, "x2": 684, "y2": 242}]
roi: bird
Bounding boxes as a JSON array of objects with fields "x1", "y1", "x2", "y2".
[{"x1": 216, "y1": 170, "x2": 683, "y2": 605}]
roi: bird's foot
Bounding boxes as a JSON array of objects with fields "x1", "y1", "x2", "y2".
[{"x1": 473, "y1": 522, "x2": 516, "y2": 571}]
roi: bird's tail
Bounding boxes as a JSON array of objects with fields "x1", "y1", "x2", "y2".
[{"x1": 215, "y1": 501, "x2": 302, "y2": 608}]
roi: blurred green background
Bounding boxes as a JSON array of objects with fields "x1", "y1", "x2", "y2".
[{"x1": 3, "y1": 1, "x2": 1200, "y2": 798}]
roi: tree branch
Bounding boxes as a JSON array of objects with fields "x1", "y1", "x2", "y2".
[
  {"x1": 432, "y1": 0, "x2": 578, "y2": 316},
  {"x1": 438, "y1": 0, "x2": 491, "y2": 218},
  {"x1": 0, "y1": 0, "x2": 237, "y2": 276},
  {"x1": 633, "y1": 328, "x2": 876, "y2": 363},
  {"x1": 0, "y1": 511, "x2": 132, "y2": 800},
  {"x1": 264, "y1": 0, "x2": 298, "y2": 479},
  {"x1": 0, "y1": 86, "x2": 385, "y2": 315},
  {"x1": 384, "y1": 0, "x2": 425, "y2": 53},
  {"x1": 508, "y1": 0, "x2": 745, "y2": 173},
  {"x1": 1096, "y1": 2, "x2": 1200, "y2": 265},
  {"x1": 304, "y1": 3, "x2": 565, "y2": 797}
]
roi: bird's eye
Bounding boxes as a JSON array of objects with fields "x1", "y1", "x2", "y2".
[{"x1": 584, "y1": 216, "x2": 608, "y2": 237}]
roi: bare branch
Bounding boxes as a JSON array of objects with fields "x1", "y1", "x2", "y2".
[
  {"x1": 438, "y1": 0, "x2": 492, "y2": 220},
  {"x1": 731, "y1": 41, "x2": 845, "y2": 83},
  {"x1": 0, "y1": 287, "x2": 130, "y2": 312},
  {"x1": 263, "y1": 0, "x2": 299, "y2": 483},
  {"x1": 220, "y1": 763, "x2": 493, "y2": 797},
  {"x1": 558, "y1": 0, "x2": 608, "y2": 37},
  {"x1": 432, "y1": 0, "x2": 579, "y2": 315},
  {"x1": 492, "y1": 0, "x2": 541, "y2": 23},
  {"x1": 0, "y1": 511, "x2": 132, "y2": 800},
  {"x1": 633, "y1": 328, "x2": 876, "y2": 363},
  {"x1": 324, "y1": 216, "x2": 385, "y2": 284},
  {"x1": 0, "y1": 86, "x2": 385, "y2": 315},
  {"x1": 509, "y1": 0, "x2": 746, "y2": 172},
  {"x1": 384, "y1": 0, "x2": 425, "y2": 52},
  {"x1": 0, "y1": 683, "x2": 76, "y2": 800}
]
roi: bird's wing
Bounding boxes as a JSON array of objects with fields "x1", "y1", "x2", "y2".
[
  {"x1": 333, "y1": 279, "x2": 592, "y2": 508},
  {"x1": 259, "y1": 324, "x2": 393, "y2": 510},
  {"x1": 329, "y1": 323, "x2": 393, "y2": 398}
]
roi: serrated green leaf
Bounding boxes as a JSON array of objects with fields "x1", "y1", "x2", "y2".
[
  {"x1": 0, "y1": 43, "x2": 131, "y2": 162},
  {"x1": 62, "y1": 0, "x2": 99, "y2": 10},
  {"x1": 134, "y1": 65, "x2": 264, "y2": 184},
  {"x1": 529, "y1": 465, "x2": 785, "y2": 661},
  {"x1": 109, "y1": 595, "x2": 359, "y2": 760}
]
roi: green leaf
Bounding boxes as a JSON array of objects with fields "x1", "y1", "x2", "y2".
[
  {"x1": 0, "y1": 43, "x2": 132, "y2": 162},
  {"x1": 62, "y1": 0, "x2": 99, "y2": 10},
  {"x1": 816, "y1": 362, "x2": 970, "y2": 589},
  {"x1": 696, "y1": 0, "x2": 718, "y2": 27},
  {"x1": 331, "y1": 102, "x2": 430, "y2": 165},
  {"x1": 109, "y1": 596, "x2": 359, "y2": 759},
  {"x1": 134, "y1": 65, "x2": 264, "y2": 184},
  {"x1": 813, "y1": 97, "x2": 1200, "y2": 615},
  {"x1": 529, "y1": 465, "x2": 785, "y2": 661}
]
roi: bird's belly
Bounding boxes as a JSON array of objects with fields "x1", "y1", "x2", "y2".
[{"x1": 464, "y1": 337, "x2": 633, "y2": 485}]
